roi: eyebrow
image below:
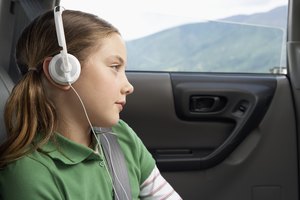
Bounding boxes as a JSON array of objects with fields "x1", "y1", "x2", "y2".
[{"x1": 111, "y1": 55, "x2": 125, "y2": 66}]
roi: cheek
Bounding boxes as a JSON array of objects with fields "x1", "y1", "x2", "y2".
[
  {"x1": 76, "y1": 73, "x2": 121, "y2": 126},
  {"x1": 84, "y1": 72, "x2": 118, "y2": 102},
  {"x1": 80, "y1": 65, "x2": 106, "y2": 89},
  {"x1": 77, "y1": 64, "x2": 120, "y2": 100}
]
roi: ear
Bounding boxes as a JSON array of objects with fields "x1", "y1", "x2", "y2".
[{"x1": 42, "y1": 57, "x2": 71, "y2": 90}]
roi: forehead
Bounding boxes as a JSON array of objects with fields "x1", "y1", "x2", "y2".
[
  {"x1": 84, "y1": 33, "x2": 127, "y2": 66},
  {"x1": 97, "y1": 34, "x2": 126, "y2": 57}
]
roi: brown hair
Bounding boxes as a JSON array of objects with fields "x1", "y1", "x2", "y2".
[{"x1": 0, "y1": 9, "x2": 119, "y2": 167}]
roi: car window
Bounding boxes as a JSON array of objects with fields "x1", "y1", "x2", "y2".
[{"x1": 62, "y1": 0, "x2": 288, "y2": 74}]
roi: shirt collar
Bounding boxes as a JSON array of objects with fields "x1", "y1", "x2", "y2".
[{"x1": 41, "y1": 133, "x2": 102, "y2": 165}]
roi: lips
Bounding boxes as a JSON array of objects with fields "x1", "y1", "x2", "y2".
[{"x1": 115, "y1": 101, "x2": 126, "y2": 111}]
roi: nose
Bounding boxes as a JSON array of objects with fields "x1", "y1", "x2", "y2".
[
  {"x1": 122, "y1": 76, "x2": 134, "y2": 95},
  {"x1": 124, "y1": 82, "x2": 134, "y2": 95}
]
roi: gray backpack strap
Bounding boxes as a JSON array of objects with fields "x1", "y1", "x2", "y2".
[{"x1": 97, "y1": 128, "x2": 132, "y2": 200}]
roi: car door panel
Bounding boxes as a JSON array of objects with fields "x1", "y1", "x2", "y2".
[{"x1": 121, "y1": 72, "x2": 298, "y2": 200}]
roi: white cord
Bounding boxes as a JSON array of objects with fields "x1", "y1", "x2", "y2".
[
  {"x1": 69, "y1": 84, "x2": 122, "y2": 200},
  {"x1": 69, "y1": 85, "x2": 101, "y2": 148}
]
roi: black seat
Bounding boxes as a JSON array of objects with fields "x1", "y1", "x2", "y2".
[{"x1": 0, "y1": 67, "x2": 14, "y2": 144}]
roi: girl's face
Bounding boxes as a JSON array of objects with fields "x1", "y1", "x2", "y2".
[{"x1": 73, "y1": 33, "x2": 134, "y2": 127}]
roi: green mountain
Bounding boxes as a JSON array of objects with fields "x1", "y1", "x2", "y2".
[{"x1": 126, "y1": 5, "x2": 287, "y2": 73}]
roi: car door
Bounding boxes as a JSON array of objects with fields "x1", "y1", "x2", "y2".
[
  {"x1": 118, "y1": 1, "x2": 299, "y2": 200},
  {"x1": 121, "y1": 72, "x2": 298, "y2": 200}
]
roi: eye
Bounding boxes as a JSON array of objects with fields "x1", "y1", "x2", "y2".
[{"x1": 111, "y1": 64, "x2": 121, "y2": 71}]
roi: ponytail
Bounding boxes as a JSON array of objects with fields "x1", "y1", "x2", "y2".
[{"x1": 0, "y1": 70, "x2": 57, "y2": 167}]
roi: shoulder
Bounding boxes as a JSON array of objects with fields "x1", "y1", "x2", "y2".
[
  {"x1": 112, "y1": 120, "x2": 156, "y2": 183},
  {"x1": 112, "y1": 119, "x2": 147, "y2": 154},
  {"x1": 112, "y1": 119, "x2": 134, "y2": 135},
  {"x1": 112, "y1": 120, "x2": 139, "y2": 142},
  {"x1": 0, "y1": 151, "x2": 61, "y2": 199},
  {"x1": 1, "y1": 151, "x2": 53, "y2": 178}
]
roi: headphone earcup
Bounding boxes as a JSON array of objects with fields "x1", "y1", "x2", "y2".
[{"x1": 49, "y1": 53, "x2": 81, "y2": 85}]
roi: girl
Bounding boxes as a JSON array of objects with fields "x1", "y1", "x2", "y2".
[{"x1": 0, "y1": 7, "x2": 181, "y2": 200}]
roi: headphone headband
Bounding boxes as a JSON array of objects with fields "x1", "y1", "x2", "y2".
[
  {"x1": 54, "y1": 6, "x2": 67, "y2": 51},
  {"x1": 53, "y1": 6, "x2": 71, "y2": 79}
]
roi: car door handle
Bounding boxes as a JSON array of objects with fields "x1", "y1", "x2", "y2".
[{"x1": 190, "y1": 96, "x2": 225, "y2": 113}]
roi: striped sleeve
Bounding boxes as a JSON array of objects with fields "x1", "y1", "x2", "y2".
[{"x1": 139, "y1": 166, "x2": 182, "y2": 200}]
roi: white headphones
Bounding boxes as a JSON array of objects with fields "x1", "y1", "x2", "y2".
[{"x1": 49, "y1": 6, "x2": 81, "y2": 85}]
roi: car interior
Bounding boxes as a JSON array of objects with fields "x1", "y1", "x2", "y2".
[
  {"x1": 1, "y1": 0, "x2": 300, "y2": 199},
  {"x1": 0, "y1": 67, "x2": 13, "y2": 144}
]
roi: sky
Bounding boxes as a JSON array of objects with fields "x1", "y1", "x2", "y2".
[{"x1": 61, "y1": 0, "x2": 288, "y2": 40}]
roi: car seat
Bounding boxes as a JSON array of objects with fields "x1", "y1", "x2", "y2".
[{"x1": 0, "y1": 67, "x2": 14, "y2": 144}]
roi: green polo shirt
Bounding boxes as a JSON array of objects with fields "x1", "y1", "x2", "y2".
[{"x1": 0, "y1": 120, "x2": 155, "y2": 200}]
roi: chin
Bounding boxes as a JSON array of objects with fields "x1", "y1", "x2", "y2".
[
  {"x1": 107, "y1": 119, "x2": 120, "y2": 127},
  {"x1": 94, "y1": 116, "x2": 120, "y2": 128}
]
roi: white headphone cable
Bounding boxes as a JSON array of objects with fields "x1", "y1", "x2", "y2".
[{"x1": 69, "y1": 84, "x2": 122, "y2": 200}]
